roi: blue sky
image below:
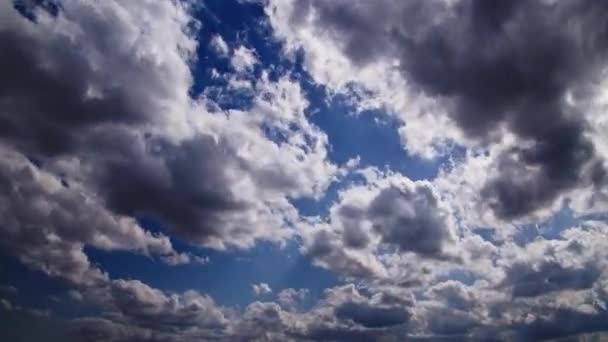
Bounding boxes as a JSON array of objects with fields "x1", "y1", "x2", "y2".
[{"x1": 2, "y1": 0, "x2": 608, "y2": 341}]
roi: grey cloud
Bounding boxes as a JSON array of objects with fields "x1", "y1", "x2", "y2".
[
  {"x1": 0, "y1": 298, "x2": 12, "y2": 311},
  {"x1": 338, "y1": 204, "x2": 370, "y2": 249},
  {"x1": 510, "y1": 308, "x2": 608, "y2": 341},
  {"x1": 0, "y1": 0, "x2": 315, "y2": 255},
  {"x1": 64, "y1": 279, "x2": 230, "y2": 341},
  {"x1": 0, "y1": 0, "x2": 228, "y2": 255},
  {"x1": 109, "y1": 279, "x2": 227, "y2": 330},
  {"x1": 334, "y1": 301, "x2": 410, "y2": 328},
  {"x1": 296, "y1": 0, "x2": 607, "y2": 218},
  {"x1": 91, "y1": 131, "x2": 251, "y2": 247},
  {"x1": 0, "y1": 2, "x2": 187, "y2": 158},
  {"x1": 0, "y1": 285, "x2": 18, "y2": 295},
  {"x1": 306, "y1": 229, "x2": 380, "y2": 278},
  {"x1": 367, "y1": 185, "x2": 450, "y2": 257},
  {"x1": 0, "y1": 1, "x2": 237, "y2": 247},
  {"x1": 277, "y1": 288, "x2": 309, "y2": 311},
  {"x1": 502, "y1": 261, "x2": 600, "y2": 298},
  {"x1": 69, "y1": 317, "x2": 169, "y2": 342},
  {"x1": 299, "y1": 325, "x2": 381, "y2": 342},
  {"x1": 0, "y1": 146, "x2": 195, "y2": 286},
  {"x1": 422, "y1": 307, "x2": 479, "y2": 337},
  {"x1": 426, "y1": 281, "x2": 477, "y2": 312},
  {"x1": 305, "y1": 182, "x2": 452, "y2": 280}
]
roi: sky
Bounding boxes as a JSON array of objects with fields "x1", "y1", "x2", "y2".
[{"x1": 1, "y1": 0, "x2": 608, "y2": 341}]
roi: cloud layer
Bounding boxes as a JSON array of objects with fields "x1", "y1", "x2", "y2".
[{"x1": 2, "y1": 0, "x2": 608, "y2": 341}]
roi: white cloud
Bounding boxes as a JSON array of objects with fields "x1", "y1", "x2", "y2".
[
  {"x1": 210, "y1": 34, "x2": 229, "y2": 56},
  {"x1": 231, "y1": 45, "x2": 257, "y2": 72},
  {"x1": 252, "y1": 283, "x2": 273, "y2": 296}
]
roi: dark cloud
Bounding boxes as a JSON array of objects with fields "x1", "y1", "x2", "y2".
[
  {"x1": 426, "y1": 281, "x2": 476, "y2": 312},
  {"x1": 367, "y1": 185, "x2": 450, "y2": 257},
  {"x1": 232, "y1": 301, "x2": 293, "y2": 341},
  {"x1": 90, "y1": 131, "x2": 250, "y2": 246},
  {"x1": 334, "y1": 301, "x2": 410, "y2": 328},
  {"x1": 423, "y1": 307, "x2": 479, "y2": 337},
  {"x1": 0, "y1": 10, "x2": 174, "y2": 158},
  {"x1": 69, "y1": 317, "x2": 182, "y2": 342},
  {"x1": 297, "y1": 0, "x2": 608, "y2": 218},
  {"x1": 306, "y1": 229, "x2": 380, "y2": 278},
  {"x1": 511, "y1": 308, "x2": 608, "y2": 341},
  {"x1": 109, "y1": 279, "x2": 227, "y2": 330},
  {"x1": 299, "y1": 325, "x2": 381, "y2": 342},
  {"x1": 502, "y1": 261, "x2": 600, "y2": 298},
  {"x1": 338, "y1": 204, "x2": 370, "y2": 249}
]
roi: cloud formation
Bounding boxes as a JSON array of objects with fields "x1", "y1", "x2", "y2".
[
  {"x1": 4, "y1": 0, "x2": 608, "y2": 341},
  {"x1": 275, "y1": 0, "x2": 608, "y2": 219}
]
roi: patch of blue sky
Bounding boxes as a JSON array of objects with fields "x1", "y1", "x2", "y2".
[
  {"x1": 290, "y1": 85, "x2": 462, "y2": 216},
  {"x1": 83, "y1": 217, "x2": 337, "y2": 308},
  {"x1": 12, "y1": 0, "x2": 60, "y2": 22},
  {"x1": 189, "y1": 0, "x2": 290, "y2": 109}
]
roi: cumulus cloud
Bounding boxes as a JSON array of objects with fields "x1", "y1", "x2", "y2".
[
  {"x1": 269, "y1": 0, "x2": 608, "y2": 219},
  {"x1": 109, "y1": 279, "x2": 227, "y2": 330},
  {"x1": 231, "y1": 45, "x2": 257, "y2": 72},
  {"x1": 210, "y1": 34, "x2": 229, "y2": 56},
  {"x1": 252, "y1": 282, "x2": 273, "y2": 296},
  {"x1": 0, "y1": 0, "x2": 338, "y2": 261},
  {"x1": 277, "y1": 288, "x2": 309, "y2": 311},
  {"x1": 300, "y1": 169, "x2": 456, "y2": 281},
  {"x1": 5, "y1": 0, "x2": 608, "y2": 341}
]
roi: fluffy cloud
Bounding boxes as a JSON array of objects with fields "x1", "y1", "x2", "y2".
[
  {"x1": 109, "y1": 279, "x2": 227, "y2": 330},
  {"x1": 0, "y1": 0, "x2": 338, "y2": 259},
  {"x1": 5, "y1": 0, "x2": 608, "y2": 340},
  {"x1": 268, "y1": 0, "x2": 607, "y2": 220},
  {"x1": 252, "y1": 282, "x2": 273, "y2": 296},
  {"x1": 277, "y1": 288, "x2": 309, "y2": 311},
  {"x1": 300, "y1": 169, "x2": 456, "y2": 281}
]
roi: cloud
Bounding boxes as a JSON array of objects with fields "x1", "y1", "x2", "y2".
[
  {"x1": 69, "y1": 317, "x2": 167, "y2": 342},
  {"x1": 366, "y1": 185, "x2": 450, "y2": 256},
  {"x1": 210, "y1": 34, "x2": 229, "y2": 56},
  {"x1": 231, "y1": 45, "x2": 257, "y2": 72},
  {"x1": 252, "y1": 282, "x2": 273, "y2": 296},
  {"x1": 300, "y1": 169, "x2": 455, "y2": 281},
  {"x1": 270, "y1": 0, "x2": 607, "y2": 219},
  {"x1": 277, "y1": 288, "x2": 309, "y2": 311},
  {"x1": 0, "y1": 285, "x2": 17, "y2": 295},
  {"x1": 503, "y1": 261, "x2": 600, "y2": 298},
  {"x1": 334, "y1": 301, "x2": 410, "y2": 328},
  {"x1": 0, "y1": 298, "x2": 12, "y2": 311},
  {"x1": 109, "y1": 279, "x2": 227, "y2": 330},
  {"x1": 0, "y1": 0, "x2": 338, "y2": 259},
  {"x1": 4, "y1": 0, "x2": 608, "y2": 341}
]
